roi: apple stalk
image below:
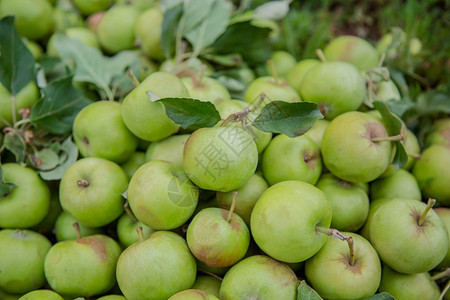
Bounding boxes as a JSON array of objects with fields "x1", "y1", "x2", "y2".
[
  {"x1": 124, "y1": 202, "x2": 138, "y2": 223},
  {"x1": 72, "y1": 222, "x2": 82, "y2": 240},
  {"x1": 371, "y1": 133, "x2": 404, "y2": 143},
  {"x1": 136, "y1": 226, "x2": 144, "y2": 242},
  {"x1": 315, "y1": 226, "x2": 355, "y2": 265},
  {"x1": 431, "y1": 267, "x2": 450, "y2": 281},
  {"x1": 226, "y1": 191, "x2": 239, "y2": 223},
  {"x1": 418, "y1": 198, "x2": 436, "y2": 226},
  {"x1": 76, "y1": 179, "x2": 90, "y2": 188},
  {"x1": 127, "y1": 70, "x2": 140, "y2": 87}
]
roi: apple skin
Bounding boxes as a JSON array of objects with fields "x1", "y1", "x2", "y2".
[
  {"x1": 321, "y1": 111, "x2": 392, "y2": 183},
  {"x1": 370, "y1": 198, "x2": 449, "y2": 274},
  {"x1": 96, "y1": 295, "x2": 126, "y2": 300},
  {"x1": 426, "y1": 118, "x2": 450, "y2": 147},
  {"x1": 303, "y1": 119, "x2": 330, "y2": 149},
  {"x1": 187, "y1": 207, "x2": 250, "y2": 268},
  {"x1": 216, "y1": 173, "x2": 268, "y2": 226},
  {"x1": 0, "y1": 288, "x2": 20, "y2": 300},
  {"x1": 121, "y1": 71, "x2": 189, "y2": 142},
  {"x1": 18, "y1": 289, "x2": 64, "y2": 300},
  {"x1": 378, "y1": 264, "x2": 440, "y2": 300},
  {"x1": 262, "y1": 134, "x2": 322, "y2": 186},
  {"x1": 267, "y1": 50, "x2": 297, "y2": 78},
  {"x1": 181, "y1": 76, "x2": 231, "y2": 106},
  {"x1": 59, "y1": 157, "x2": 128, "y2": 228},
  {"x1": 371, "y1": 169, "x2": 422, "y2": 201},
  {"x1": 0, "y1": 163, "x2": 50, "y2": 229},
  {"x1": 316, "y1": 173, "x2": 369, "y2": 232},
  {"x1": 54, "y1": 211, "x2": 103, "y2": 241},
  {"x1": 219, "y1": 255, "x2": 298, "y2": 300},
  {"x1": 191, "y1": 275, "x2": 221, "y2": 298},
  {"x1": 120, "y1": 151, "x2": 147, "y2": 180},
  {"x1": 183, "y1": 126, "x2": 258, "y2": 192},
  {"x1": 44, "y1": 234, "x2": 122, "y2": 297},
  {"x1": 116, "y1": 212, "x2": 155, "y2": 248},
  {"x1": 323, "y1": 35, "x2": 379, "y2": 71},
  {"x1": 0, "y1": 81, "x2": 39, "y2": 128},
  {"x1": 127, "y1": 160, "x2": 199, "y2": 230},
  {"x1": 73, "y1": 0, "x2": 112, "y2": 16},
  {"x1": 73, "y1": 101, "x2": 138, "y2": 164},
  {"x1": 145, "y1": 134, "x2": 190, "y2": 169},
  {"x1": 285, "y1": 59, "x2": 320, "y2": 94},
  {"x1": 359, "y1": 198, "x2": 392, "y2": 241},
  {"x1": 305, "y1": 232, "x2": 382, "y2": 300},
  {"x1": 168, "y1": 289, "x2": 219, "y2": 300},
  {"x1": 244, "y1": 76, "x2": 300, "y2": 104},
  {"x1": 135, "y1": 7, "x2": 165, "y2": 60},
  {"x1": 116, "y1": 231, "x2": 197, "y2": 300},
  {"x1": 435, "y1": 207, "x2": 450, "y2": 269},
  {"x1": 413, "y1": 144, "x2": 450, "y2": 205},
  {"x1": 0, "y1": 229, "x2": 52, "y2": 294},
  {"x1": 251, "y1": 181, "x2": 332, "y2": 263},
  {"x1": 299, "y1": 61, "x2": 366, "y2": 119}
]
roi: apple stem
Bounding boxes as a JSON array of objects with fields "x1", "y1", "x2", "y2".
[
  {"x1": 377, "y1": 52, "x2": 386, "y2": 67},
  {"x1": 315, "y1": 226, "x2": 347, "y2": 241},
  {"x1": 371, "y1": 133, "x2": 404, "y2": 142},
  {"x1": 227, "y1": 191, "x2": 238, "y2": 223},
  {"x1": 431, "y1": 268, "x2": 450, "y2": 281},
  {"x1": 315, "y1": 49, "x2": 327, "y2": 62},
  {"x1": 347, "y1": 236, "x2": 355, "y2": 266},
  {"x1": 73, "y1": 222, "x2": 81, "y2": 240},
  {"x1": 439, "y1": 280, "x2": 450, "y2": 300},
  {"x1": 198, "y1": 268, "x2": 223, "y2": 281},
  {"x1": 127, "y1": 70, "x2": 140, "y2": 87},
  {"x1": 418, "y1": 198, "x2": 436, "y2": 226},
  {"x1": 76, "y1": 179, "x2": 90, "y2": 188},
  {"x1": 267, "y1": 59, "x2": 279, "y2": 86},
  {"x1": 136, "y1": 226, "x2": 144, "y2": 242},
  {"x1": 124, "y1": 202, "x2": 138, "y2": 223}
]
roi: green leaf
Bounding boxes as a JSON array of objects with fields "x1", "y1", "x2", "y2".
[
  {"x1": 182, "y1": 0, "x2": 214, "y2": 33},
  {"x1": 0, "y1": 165, "x2": 17, "y2": 198},
  {"x1": 39, "y1": 137, "x2": 78, "y2": 181},
  {"x1": 33, "y1": 148, "x2": 60, "y2": 171},
  {"x1": 297, "y1": 280, "x2": 323, "y2": 300},
  {"x1": 252, "y1": 101, "x2": 323, "y2": 138},
  {"x1": 30, "y1": 75, "x2": 92, "y2": 135},
  {"x1": 0, "y1": 16, "x2": 35, "y2": 95},
  {"x1": 253, "y1": 0, "x2": 292, "y2": 20},
  {"x1": 363, "y1": 292, "x2": 395, "y2": 300},
  {"x1": 416, "y1": 91, "x2": 450, "y2": 116},
  {"x1": 387, "y1": 97, "x2": 416, "y2": 118},
  {"x1": 3, "y1": 131, "x2": 26, "y2": 162},
  {"x1": 161, "y1": 3, "x2": 184, "y2": 59},
  {"x1": 152, "y1": 96, "x2": 221, "y2": 131}
]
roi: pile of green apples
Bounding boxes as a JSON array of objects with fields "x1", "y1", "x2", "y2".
[{"x1": 1, "y1": 0, "x2": 450, "y2": 299}]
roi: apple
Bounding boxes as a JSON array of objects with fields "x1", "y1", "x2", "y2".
[
  {"x1": 370, "y1": 169, "x2": 421, "y2": 201},
  {"x1": 116, "y1": 209, "x2": 155, "y2": 248},
  {"x1": 73, "y1": 0, "x2": 112, "y2": 16},
  {"x1": 52, "y1": 7, "x2": 85, "y2": 32},
  {"x1": 121, "y1": 71, "x2": 189, "y2": 142},
  {"x1": 32, "y1": 187, "x2": 62, "y2": 234},
  {"x1": 262, "y1": 134, "x2": 322, "y2": 186},
  {"x1": 73, "y1": 101, "x2": 138, "y2": 164},
  {"x1": 160, "y1": 57, "x2": 215, "y2": 77},
  {"x1": 316, "y1": 173, "x2": 369, "y2": 232},
  {"x1": 191, "y1": 275, "x2": 221, "y2": 298},
  {"x1": 47, "y1": 27, "x2": 100, "y2": 57},
  {"x1": 54, "y1": 211, "x2": 104, "y2": 241},
  {"x1": 435, "y1": 208, "x2": 450, "y2": 269},
  {"x1": 244, "y1": 76, "x2": 300, "y2": 104},
  {"x1": 18, "y1": 289, "x2": 64, "y2": 300},
  {"x1": 359, "y1": 197, "x2": 392, "y2": 241},
  {"x1": 216, "y1": 173, "x2": 268, "y2": 225},
  {"x1": 59, "y1": 157, "x2": 128, "y2": 227},
  {"x1": 0, "y1": 163, "x2": 50, "y2": 228},
  {"x1": 127, "y1": 160, "x2": 199, "y2": 230},
  {"x1": 96, "y1": 5, "x2": 140, "y2": 54},
  {"x1": 0, "y1": 0, "x2": 54, "y2": 40},
  {"x1": 0, "y1": 81, "x2": 39, "y2": 128},
  {"x1": 183, "y1": 125, "x2": 258, "y2": 192},
  {"x1": 285, "y1": 59, "x2": 320, "y2": 94},
  {"x1": 44, "y1": 233, "x2": 122, "y2": 297},
  {"x1": 370, "y1": 198, "x2": 448, "y2": 274},
  {"x1": 323, "y1": 35, "x2": 379, "y2": 71},
  {"x1": 426, "y1": 118, "x2": 450, "y2": 147},
  {"x1": 120, "y1": 151, "x2": 146, "y2": 179},
  {"x1": 0, "y1": 229, "x2": 52, "y2": 294},
  {"x1": 413, "y1": 144, "x2": 450, "y2": 205},
  {"x1": 305, "y1": 232, "x2": 381, "y2": 299},
  {"x1": 303, "y1": 119, "x2": 330, "y2": 148},
  {"x1": 266, "y1": 50, "x2": 297, "y2": 78},
  {"x1": 0, "y1": 288, "x2": 20, "y2": 300},
  {"x1": 145, "y1": 134, "x2": 190, "y2": 169},
  {"x1": 116, "y1": 231, "x2": 197, "y2": 300},
  {"x1": 135, "y1": 7, "x2": 165, "y2": 60},
  {"x1": 22, "y1": 38, "x2": 43, "y2": 59},
  {"x1": 251, "y1": 180, "x2": 332, "y2": 263},
  {"x1": 321, "y1": 111, "x2": 393, "y2": 182},
  {"x1": 219, "y1": 255, "x2": 298, "y2": 299},
  {"x1": 378, "y1": 264, "x2": 440, "y2": 300},
  {"x1": 181, "y1": 76, "x2": 231, "y2": 106},
  {"x1": 402, "y1": 128, "x2": 421, "y2": 170},
  {"x1": 299, "y1": 61, "x2": 366, "y2": 119},
  {"x1": 168, "y1": 289, "x2": 218, "y2": 300},
  {"x1": 97, "y1": 295, "x2": 126, "y2": 300}
]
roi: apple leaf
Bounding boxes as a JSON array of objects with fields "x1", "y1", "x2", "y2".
[
  {"x1": 152, "y1": 96, "x2": 221, "y2": 131},
  {"x1": 30, "y1": 75, "x2": 93, "y2": 135},
  {"x1": 253, "y1": 0, "x2": 292, "y2": 20},
  {"x1": 363, "y1": 292, "x2": 395, "y2": 300},
  {"x1": 416, "y1": 91, "x2": 450, "y2": 116},
  {"x1": 161, "y1": 2, "x2": 184, "y2": 59},
  {"x1": 297, "y1": 280, "x2": 323, "y2": 300},
  {"x1": 30, "y1": 148, "x2": 60, "y2": 171},
  {"x1": 252, "y1": 101, "x2": 323, "y2": 138},
  {"x1": 0, "y1": 165, "x2": 17, "y2": 198},
  {"x1": 0, "y1": 16, "x2": 35, "y2": 95},
  {"x1": 3, "y1": 131, "x2": 26, "y2": 162},
  {"x1": 39, "y1": 136, "x2": 79, "y2": 181}
]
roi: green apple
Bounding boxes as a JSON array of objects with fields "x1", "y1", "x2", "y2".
[
  {"x1": 374, "y1": 80, "x2": 401, "y2": 102},
  {"x1": 135, "y1": 7, "x2": 165, "y2": 60},
  {"x1": 262, "y1": 134, "x2": 322, "y2": 186},
  {"x1": 244, "y1": 76, "x2": 300, "y2": 104},
  {"x1": 0, "y1": 229, "x2": 52, "y2": 294},
  {"x1": 435, "y1": 208, "x2": 450, "y2": 269},
  {"x1": 359, "y1": 198, "x2": 392, "y2": 240},
  {"x1": 187, "y1": 207, "x2": 250, "y2": 268},
  {"x1": 22, "y1": 38, "x2": 43, "y2": 59},
  {"x1": 0, "y1": 163, "x2": 50, "y2": 228},
  {"x1": 321, "y1": 111, "x2": 392, "y2": 182},
  {"x1": 216, "y1": 173, "x2": 268, "y2": 226},
  {"x1": 413, "y1": 144, "x2": 450, "y2": 205},
  {"x1": 266, "y1": 50, "x2": 297, "y2": 78},
  {"x1": 251, "y1": 181, "x2": 332, "y2": 263},
  {"x1": 59, "y1": 157, "x2": 128, "y2": 227},
  {"x1": 116, "y1": 211, "x2": 155, "y2": 248},
  {"x1": 219, "y1": 255, "x2": 298, "y2": 299},
  {"x1": 378, "y1": 264, "x2": 440, "y2": 300},
  {"x1": 370, "y1": 198, "x2": 449, "y2": 274},
  {"x1": 183, "y1": 125, "x2": 258, "y2": 192},
  {"x1": 159, "y1": 57, "x2": 215, "y2": 77},
  {"x1": 168, "y1": 289, "x2": 218, "y2": 300},
  {"x1": 299, "y1": 61, "x2": 366, "y2": 119},
  {"x1": 116, "y1": 231, "x2": 197, "y2": 300},
  {"x1": 402, "y1": 128, "x2": 421, "y2": 170},
  {"x1": 73, "y1": 0, "x2": 112, "y2": 16},
  {"x1": 54, "y1": 211, "x2": 104, "y2": 241},
  {"x1": 32, "y1": 186, "x2": 62, "y2": 234},
  {"x1": 181, "y1": 76, "x2": 231, "y2": 106},
  {"x1": 145, "y1": 134, "x2": 190, "y2": 169},
  {"x1": 44, "y1": 234, "x2": 122, "y2": 297},
  {"x1": 370, "y1": 169, "x2": 421, "y2": 201},
  {"x1": 97, "y1": 5, "x2": 140, "y2": 54},
  {"x1": 0, "y1": 288, "x2": 20, "y2": 300},
  {"x1": 18, "y1": 289, "x2": 64, "y2": 300},
  {"x1": 97, "y1": 295, "x2": 126, "y2": 300},
  {"x1": 86, "y1": 11, "x2": 104, "y2": 33},
  {"x1": 426, "y1": 118, "x2": 450, "y2": 147},
  {"x1": 52, "y1": 7, "x2": 85, "y2": 32},
  {"x1": 285, "y1": 59, "x2": 320, "y2": 94},
  {"x1": 316, "y1": 173, "x2": 369, "y2": 232},
  {"x1": 305, "y1": 232, "x2": 381, "y2": 299},
  {"x1": 47, "y1": 27, "x2": 100, "y2": 57},
  {"x1": 121, "y1": 71, "x2": 189, "y2": 142},
  {"x1": 303, "y1": 119, "x2": 330, "y2": 149},
  {"x1": 127, "y1": 160, "x2": 199, "y2": 230},
  {"x1": 191, "y1": 276, "x2": 221, "y2": 298},
  {"x1": 73, "y1": 101, "x2": 138, "y2": 164},
  {"x1": 0, "y1": 81, "x2": 39, "y2": 128},
  {"x1": 120, "y1": 151, "x2": 146, "y2": 180},
  {"x1": 323, "y1": 35, "x2": 379, "y2": 71},
  {"x1": 0, "y1": 0, "x2": 54, "y2": 40}
]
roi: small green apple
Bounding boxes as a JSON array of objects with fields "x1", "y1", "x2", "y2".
[
  {"x1": 54, "y1": 211, "x2": 104, "y2": 241},
  {"x1": 359, "y1": 198, "x2": 392, "y2": 241},
  {"x1": 18, "y1": 289, "x2": 64, "y2": 300},
  {"x1": 244, "y1": 76, "x2": 300, "y2": 104},
  {"x1": 181, "y1": 76, "x2": 231, "y2": 106},
  {"x1": 116, "y1": 211, "x2": 155, "y2": 248},
  {"x1": 191, "y1": 276, "x2": 221, "y2": 298},
  {"x1": 426, "y1": 118, "x2": 450, "y2": 147},
  {"x1": 135, "y1": 7, "x2": 165, "y2": 60},
  {"x1": 52, "y1": 7, "x2": 85, "y2": 32},
  {"x1": 73, "y1": 0, "x2": 112, "y2": 16},
  {"x1": 47, "y1": 27, "x2": 100, "y2": 57},
  {"x1": 285, "y1": 59, "x2": 320, "y2": 94},
  {"x1": 168, "y1": 289, "x2": 218, "y2": 300},
  {"x1": 303, "y1": 119, "x2": 330, "y2": 149},
  {"x1": 370, "y1": 169, "x2": 421, "y2": 201},
  {"x1": 266, "y1": 50, "x2": 297, "y2": 78},
  {"x1": 96, "y1": 295, "x2": 126, "y2": 300},
  {"x1": 145, "y1": 134, "x2": 190, "y2": 169},
  {"x1": 0, "y1": 81, "x2": 39, "y2": 128},
  {"x1": 120, "y1": 151, "x2": 147, "y2": 180},
  {"x1": 435, "y1": 207, "x2": 450, "y2": 269},
  {"x1": 373, "y1": 80, "x2": 401, "y2": 102}
]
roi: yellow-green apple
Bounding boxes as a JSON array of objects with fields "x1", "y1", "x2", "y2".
[
  {"x1": 145, "y1": 134, "x2": 190, "y2": 169},
  {"x1": 244, "y1": 76, "x2": 300, "y2": 104},
  {"x1": 18, "y1": 289, "x2": 63, "y2": 300},
  {"x1": 135, "y1": 7, "x2": 165, "y2": 60},
  {"x1": 191, "y1": 276, "x2": 221, "y2": 298},
  {"x1": 303, "y1": 119, "x2": 330, "y2": 149},
  {"x1": 285, "y1": 59, "x2": 320, "y2": 94},
  {"x1": 181, "y1": 76, "x2": 231, "y2": 106},
  {"x1": 73, "y1": 0, "x2": 112, "y2": 16},
  {"x1": 54, "y1": 211, "x2": 103, "y2": 241},
  {"x1": 370, "y1": 169, "x2": 421, "y2": 201}
]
